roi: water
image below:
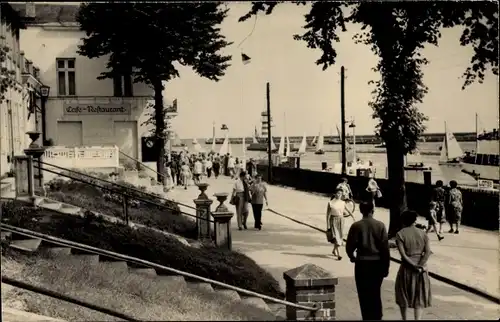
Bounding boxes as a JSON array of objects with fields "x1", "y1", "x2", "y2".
[{"x1": 176, "y1": 141, "x2": 479, "y2": 185}]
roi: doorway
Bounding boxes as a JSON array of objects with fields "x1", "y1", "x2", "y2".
[{"x1": 57, "y1": 121, "x2": 83, "y2": 146}]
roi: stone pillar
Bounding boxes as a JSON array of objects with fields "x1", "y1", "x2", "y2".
[
  {"x1": 193, "y1": 183, "x2": 213, "y2": 240},
  {"x1": 14, "y1": 155, "x2": 34, "y2": 200},
  {"x1": 283, "y1": 264, "x2": 338, "y2": 321},
  {"x1": 211, "y1": 192, "x2": 234, "y2": 250}
]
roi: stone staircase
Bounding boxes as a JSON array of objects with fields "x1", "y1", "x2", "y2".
[{"x1": 1, "y1": 228, "x2": 286, "y2": 320}]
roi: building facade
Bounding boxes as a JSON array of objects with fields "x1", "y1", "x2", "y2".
[
  {"x1": 0, "y1": 3, "x2": 42, "y2": 176},
  {"x1": 11, "y1": 3, "x2": 173, "y2": 162}
]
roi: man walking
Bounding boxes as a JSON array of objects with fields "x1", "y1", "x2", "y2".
[{"x1": 346, "y1": 201, "x2": 390, "y2": 320}]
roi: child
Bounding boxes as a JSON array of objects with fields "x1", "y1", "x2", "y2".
[{"x1": 427, "y1": 201, "x2": 444, "y2": 241}]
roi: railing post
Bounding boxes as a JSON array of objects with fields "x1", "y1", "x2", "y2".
[
  {"x1": 73, "y1": 147, "x2": 79, "y2": 168},
  {"x1": 211, "y1": 193, "x2": 234, "y2": 250},
  {"x1": 122, "y1": 195, "x2": 129, "y2": 225},
  {"x1": 193, "y1": 183, "x2": 213, "y2": 240},
  {"x1": 283, "y1": 264, "x2": 338, "y2": 321},
  {"x1": 13, "y1": 155, "x2": 34, "y2": 200}
]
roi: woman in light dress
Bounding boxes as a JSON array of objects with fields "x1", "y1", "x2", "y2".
[
  {"x1": 395, "y1": 210, "x2": 432, "y2": 320},
  {"x1": 180, "y1": 162, "x2": 191, "y2": 190},
  {"x1": 326, "y1": 188, "x2": 352, "y2": 260}
]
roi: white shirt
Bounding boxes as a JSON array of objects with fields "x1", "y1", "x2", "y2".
[
  {"x1": 228, "y1": 157, "x2": 235, "y2": 168},
  {"x1": 327, "y1": 199, "x2": 346, "y2": 218},
  {"x1": 194, "y1": 161, "x2": 203, "y2": 174},
  {"x1": 233, "y1": 179, "x2": 244, "y2": 192},
  {"x1": 206, "y1": 160, "x2": 213, "y2": 169}
]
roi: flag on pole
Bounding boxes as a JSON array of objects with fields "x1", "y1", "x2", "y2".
[{"x1": 241, "y1": 53, "x2": 251, "y2": 65}]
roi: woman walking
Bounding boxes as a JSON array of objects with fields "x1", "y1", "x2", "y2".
[
  {"x1": 230, "y1": 171, "x2": 251, "y2": 230},
  {"x1": 250, "y1": 174, "x2": 268, "y2": 230},
  {"x1": 395, "y1": 210, "x2": 432, "y2": 320},
  {"x1": 447, "y1": 180, "x2": 463, "y2": 234},
  {"x1": 180, "y1": 162, "x2": 191, "y2": 190},
  {"x1": 212, "y1": 156, "x2": 221, "y2": 179},
  {"x1": 326, "y1": 188, "x2": 352, "y2": 260},
  {"x1": 366, "y1": 174, "x2": 381, "y2": 206}
]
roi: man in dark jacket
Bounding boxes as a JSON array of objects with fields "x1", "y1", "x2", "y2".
[{"x1": 346, "y1": 201, "x2": 390, "y2": 320}]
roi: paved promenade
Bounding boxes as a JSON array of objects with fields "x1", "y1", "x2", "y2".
[{"x1": 167, "y1": 176, "x2": 499, "y2": 320}]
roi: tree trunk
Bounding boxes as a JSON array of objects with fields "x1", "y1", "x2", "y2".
[
  {"x1": 386, "y1": 143, "x2": 407, "y2": 238},
  {"x1": 153, "y1": 81, "x2": 166, "y2": 183}
]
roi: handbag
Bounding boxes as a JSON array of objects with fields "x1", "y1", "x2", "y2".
[
  {"x1": 326, "y1": 228, "x2": 335, "y2": 243},
  {"x1": 376, "y1": 189, "x2": 383, "y2": 198},
  {"x1": 229, "y1": 194, "x2": 239, "y2": 205}
]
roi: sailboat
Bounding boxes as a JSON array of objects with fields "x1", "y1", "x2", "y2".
[
  {"x1": 285, "y1": 136, "x2": 291, "y2": 158},
  {"x1": 314, "y1": 130, "x2": 325, "y2": 155},
  {"x1": 438, "y1": 122, "x2": 467, "y2": 182},
  {"x1": 310, "y1": 136, "x2": 317, "y2": 147},
  {"x1": 210, "y1": 123, "x2": 217, "y2": 152},
  {"x1": 193, "y1": 138, "x2": 206, "y2": 154},
  {"x1": 296, "y1": 133, "x2": 307, "y2": 155},
  {"x1": 252, "y1": 127, "x2": 259, "y2": 144},
  {"x1": 171, "y1": 132, "x2": 186, "y2": 147},
  {"x1": 219, "y1": 133, "x2": 230, "y2": 155},
  {"x1": 278, "y1": 134, "x2": 285, "y2": 156},
  {"x1": 270, "y1": 136, "x2": 277, "y2": 152},
  {"x1": 460, "y1": 114, "x2": 499, "y2": 183}
]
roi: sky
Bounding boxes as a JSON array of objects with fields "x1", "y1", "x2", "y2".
[
  {"x1": 165, "y1": 3, "x2": 498, "y2": 139},
  {"x1": 35, "y1": 2, "x2": 499, "y2": 139}
]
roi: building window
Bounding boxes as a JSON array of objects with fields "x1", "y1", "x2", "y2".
[
  {"x1": 113, "y1": 73, "x2": 133, "y2": 97},
  {"x1": 56, "y1": 58, "x2": 76, "y2": 96}
]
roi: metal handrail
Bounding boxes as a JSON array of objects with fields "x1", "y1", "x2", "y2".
[
  {"x1": 1, "y1": 276, "x2": 139, "y2": 321},
  {"x1": 39, "y1": 158, "x2": 197, "y2": 211},
  {"x1": 33, "y1": 163, "x2": 214, "y2": 223},
  {"x1": 118, "y1": 151, "x2": 197, "y2": 211},
  {"x1": 1, "y1": 224, "x2": 318, "y2": 313}
]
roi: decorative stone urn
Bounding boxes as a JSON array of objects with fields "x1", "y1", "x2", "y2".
[
  {"x1": 196, "y1": 182, "x2": 210, "y2": 200},
  {"x1": 213, "y1": 192, "x2": 230, "y2": 212}
]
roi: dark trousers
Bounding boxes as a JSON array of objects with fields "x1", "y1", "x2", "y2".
[
  {"x1": 213, "y1": 166, "x2": 220, "y2": 178},
  {"x1": 207, "y1": 168, "x2": 212, "y2": 178},
  {"x1": 354, "y1": 260, "x2": 385, "y2": 320},
  {"x1": 251, "y1": 203, "x2": 263, "y2": 228},
  {"x1": 176, "y1": 170, "x2": 182, "y2": 185}
]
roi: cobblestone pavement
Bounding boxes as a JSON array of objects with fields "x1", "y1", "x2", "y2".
[{"x1": 167, "y1": 176, "x2": 499, "y2": 320}]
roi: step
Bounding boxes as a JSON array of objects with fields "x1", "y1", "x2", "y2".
[
  {"x1": 39, "y1": 199, "x2": 62, "y2": 211},
  {"x1": 241, "y1": 296, "x2": 270, "y2": 311},
  {"x1": 9, "y1": 238, "x2": 42, "y2": 253},
  {"x1": 214, "y1": 289, "x2": 241, "y2": 301},
  {"x1": 267, "y1": 303, "x2": 286, "y2": 320},
  {"x1": 187, "y1": 282, "x2": 214, "y2": 292},
  {"x1": 2, "y1": 307, "x2": 66, "y2": 322},
  {"x1": 58, "y1": 203, "x2": 82, "y2": 215},
  {"x1": 42, "y1": 246, "x2": 72, "y2": 257},
  {"x1": 99, "y1": 260, "x2": 129, "y2": 273},
  {"x1": 129, "y1": 268, "x2": 157, "y2": 276},
  {"x1": 63, "y1": 254, "x2": 100, "y2": 266},
  {"x1": 154, "y1": 275, "x2": 188, "y2": 293}
]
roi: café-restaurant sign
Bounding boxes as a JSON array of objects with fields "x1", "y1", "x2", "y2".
[{"x1": 63, "y1": 102, "x2": 131, "y2": 115}]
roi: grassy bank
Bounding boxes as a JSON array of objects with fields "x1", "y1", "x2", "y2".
[
  {"x1": 44, "y1": 173, "x2": 198, "y2": 239},
  {"x1": 1, "y1": 251, "x2": 275, "y2": 321},
  {"x1": 1, "y1": 200, "x2": 282, "y2": 298}
]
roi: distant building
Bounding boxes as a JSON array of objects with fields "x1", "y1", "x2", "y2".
[
  {"x1": 0, "y1": 3, "x2": 42, "y2": 176},
  {"x1": 10, "y1": 3, "x2": 177, "y2": 161}
]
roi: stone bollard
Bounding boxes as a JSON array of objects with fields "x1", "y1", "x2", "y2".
[
  {"x1": 14, "y1": 155, "x2": 35, "y2": 202},
  {"x1": 193, "y1": 183, "x2": 213, "y2": 240},
  {"x1": 283, "y1": 264, "x2": 338, "y2": 321},
  {"x1": 211, "y1": 192, "x2": 234, "y2": 250}
]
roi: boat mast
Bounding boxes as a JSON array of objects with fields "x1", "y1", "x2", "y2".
[
  {"x1": 444, "y1": 121, "x2": 449, "y2": 160},
  {"x1": 212, "y1": 121, "x2": 215, "y2": 141},
  {"x1": 475, "y1": 113, "x2": 478, "y2": 152}
]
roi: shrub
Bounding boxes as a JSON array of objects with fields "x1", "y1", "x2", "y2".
[{"x1": 1, "y1": 201, "x2": 282, "y2": 298}]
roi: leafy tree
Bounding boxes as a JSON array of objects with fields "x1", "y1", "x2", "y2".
[
  {"x1": 240, "y1": 1, "x2": 498, "y2": 237},
  {"x1": 0, "y1": 36, "x2": 16, "y2": 104},
  {"x1": 77, "y1": 2, "x2": 231, "y2": 182}
]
